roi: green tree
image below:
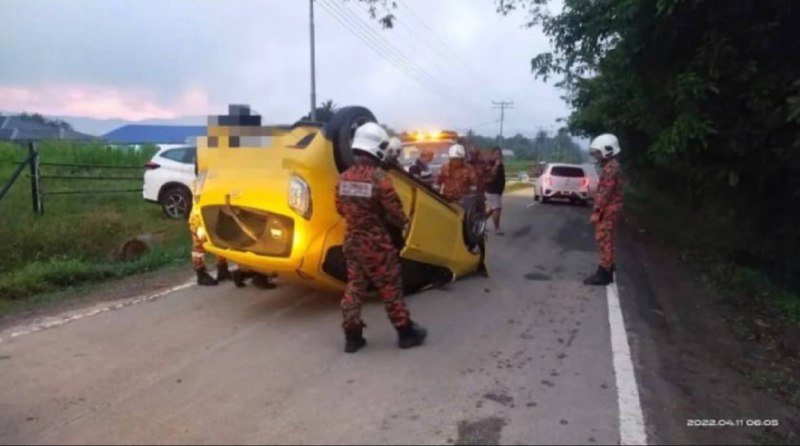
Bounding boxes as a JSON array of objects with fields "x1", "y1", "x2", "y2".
[
  {"x1": 300, "y1": 99, "x2": 339, "y2": 123},
  {"x1": 497, "y1": 0, "x2": 800, "y2": 282},
  {"x1": 17, "y1": 112, "x2": 73, "y2": 131}
]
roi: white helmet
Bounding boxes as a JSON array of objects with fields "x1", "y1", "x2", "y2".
[
  {"x1": 386, "y1": 136, "x2": 403, "y2": 159},
  {"x1": 351, "y1": 122, "x2": 389, "y2": 160},
  {"x1": 589, "y1": 133, "x2": 621, "y2": 158},
  {"x1": 448, "y1": 144, "x2": 466, "y2": 159},
  {"x1": 388, "y1": 136, "x2": 402, "y2": 152}
]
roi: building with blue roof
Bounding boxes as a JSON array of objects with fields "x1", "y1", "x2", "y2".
[{"x1": 103, "y1": 125, "x2": 206, "y2": 149}]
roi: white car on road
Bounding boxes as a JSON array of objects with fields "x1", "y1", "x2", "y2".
[
  {"x1": 532, "y1": 163, "x2": 592, "y2": 206},
  {"x1": 143, "y1": 146, "x2": 196, "y2": 219}
]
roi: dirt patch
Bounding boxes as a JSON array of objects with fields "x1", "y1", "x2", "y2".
[
  {"x1": 618, "y1": 225, "x2": 800, "y2": 444},
  {"x1": 524, "y1": 272, "x2": 552, "y2": 281},
  {"x1": 456, "y1": 417, "x2": 507, "y2": 445}
]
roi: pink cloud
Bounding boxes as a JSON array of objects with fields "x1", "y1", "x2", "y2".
[{"x1": 0, "y1": 84, "x2": 214, "y2": 121}]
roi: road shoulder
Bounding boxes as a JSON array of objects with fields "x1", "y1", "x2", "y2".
[
  {"x1": 616, "y1": 224, "x2": 799, "y2": 444},
  {"x1": 0, "y1": 266, "x2": 193, "y2": 333}
]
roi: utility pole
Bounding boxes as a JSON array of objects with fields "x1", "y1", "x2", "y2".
[
  {"x1": 492, "y1": 100, "x2": 514, "y2": 145},
  {"x1": 309, "y1": 0, "x2": 317, "y2": 121}
]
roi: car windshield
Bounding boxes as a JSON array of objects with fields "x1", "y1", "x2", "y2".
[
  {"x1": 550, "y1": 166, "x2": 586, "y2": 178},
  {"x1": 399, "y1": 141, "x2": 453, "y2": 168}
]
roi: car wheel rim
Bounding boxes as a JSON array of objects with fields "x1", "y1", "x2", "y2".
[
  {"x1": 165, "y1": 194, "x2": 187, "y2": 218},
  {"x1": 469, "y1": 212, "x2": 486, "y2": 239}
]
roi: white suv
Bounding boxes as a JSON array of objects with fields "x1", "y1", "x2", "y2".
[
  {"x1": 533, "y1": 163, "x2": 591, "y2": 206},
  {"x1": 143, "y1": 146, "x2": 196, "y2": 219}
]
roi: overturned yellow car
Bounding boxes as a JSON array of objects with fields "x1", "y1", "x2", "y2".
[{"x1": 191, "y1": 104, "x2": 485, "y2": 293}]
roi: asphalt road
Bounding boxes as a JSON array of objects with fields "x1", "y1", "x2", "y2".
[{"x1": 0, "y1": 193, "x2": 629, "y2": 445}]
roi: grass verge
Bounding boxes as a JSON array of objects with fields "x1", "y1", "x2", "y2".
[
  {"x1": 625, "y1": 182, "x2": 800, "y2": 411},
  {"x1": 0, "y1": 141, "x2": 190, "y2": 308},
  {"x1": 0, "y1": 242, "x2": 189, "y2": 314},
  {"x1": 625, "y1": 183, "x2": 800, "y2": 323},
  {"x1": 505, "y1": 182, "x2": 532, "y2": 194}
]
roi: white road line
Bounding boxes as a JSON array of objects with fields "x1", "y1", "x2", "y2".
[
  {"x1": 607, "y1": 279, "x2": 649, "y2": 445},
  {"x1": 0, "y1": 280, "x2": 195, "y2": 344}
]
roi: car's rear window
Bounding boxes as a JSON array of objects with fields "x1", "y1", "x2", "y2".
[{"x1": 550, "y1": 166, "x2": 586, "y2": 178}]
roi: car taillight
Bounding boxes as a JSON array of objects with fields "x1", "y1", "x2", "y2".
[
  {"x1": 145, "y1": 161, "x2": 160, "y2": 170},
  {"x1": 545, "y1": 176, "x2": 553, "y2": 187},
  {"x1": 581, "y1": 178, "x2": 589, "y2": 188}
]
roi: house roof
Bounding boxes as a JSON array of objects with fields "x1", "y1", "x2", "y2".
[
  {"x1": 0, "y1": 116, "x2": 99, "y2": 141},
  {"x1": 103, "y1": 125, "x2": 207, "y2": 144}
]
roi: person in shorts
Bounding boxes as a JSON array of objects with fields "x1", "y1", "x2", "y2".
[{"x1": 485, "y1": 146, "x2": 506, "y2": 235}]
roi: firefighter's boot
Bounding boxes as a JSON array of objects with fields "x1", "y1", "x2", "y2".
[
  {"x1": 252, "y1": 273, "x2": 277, "y2": 290},
  {"x1": 232, "y1": 269, "x2": 252, "y2": 288},
  {"x1": 216, "y1": 263, "x2": 232, "y2": 282},
  {"x1": 583, "y1": 266, "x2": 613, "y2": 286},
  {"x1": 196, "y1": 269, "x2": 218, "y2": 286},
  {"x1": 344, "y1": 327, "x2": 367, "y2": 353},
  {"x1": 397, "y1": 321, "x2": 427, "y2": 349}
]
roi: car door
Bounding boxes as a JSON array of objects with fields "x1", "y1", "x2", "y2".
[
  {"x1": 159, "y1": 147, "x2": 196, "y2": 189},
  {"x1": 388, "y1": 171, "x2": 462, "y2": 266}
]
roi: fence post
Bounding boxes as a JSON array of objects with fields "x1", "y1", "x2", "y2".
[{"x1": 29, "y1": 142, "x2": 43, "y2": 215}]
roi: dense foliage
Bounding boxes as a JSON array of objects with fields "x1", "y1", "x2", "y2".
[
  {"x1": 493, "y1": 0, "x2": 800, "y2": 283},
  {"x1": 466, "y1": 128, "x2": 586, "y2": 163},
  {"x1": 4, "y1": 112, "x2": 75, "y2": 130}
]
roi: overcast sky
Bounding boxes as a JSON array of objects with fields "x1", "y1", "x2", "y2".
[{"x1": 0, "y1": 0, "x2": 568, "y2": 136}]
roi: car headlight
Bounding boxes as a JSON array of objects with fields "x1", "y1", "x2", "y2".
[
  {"x1": 195, "y1": 225, "x2": 206, "y2": 241},
  {"x1": 288, "y1": 175, "x2": 312, "y2": 219}
]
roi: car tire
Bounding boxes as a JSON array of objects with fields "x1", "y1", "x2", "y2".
[
  {"x1": 160, "y1": 186, "x2": 192, "y2": 219},
  {"x1": 460, "y1": 194, "x2": 487, "y2": 251},
  {"x1": 324, "y1": 106, "x2": 378, "y2": 172},
  {"x1": 541, "y1": 196, "x2": 549, "y2": 204}
]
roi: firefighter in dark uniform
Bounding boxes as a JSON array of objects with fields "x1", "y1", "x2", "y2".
[
  {"x1": 334, "y1": 122, "x2": 428, "y2": 353},
  {"x1": 436, "y1": 143, "x2": 488, "y2": 276},
  {"x1": 435, "y1": 144, "x2": 478, "y2": 202},
  {"x1": 584, "y1": 133, "x2": 624, "y2": 286}
]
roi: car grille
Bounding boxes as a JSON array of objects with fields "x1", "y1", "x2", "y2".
[{"x1": 201, "y1": 205, "x2": 294, "y2": 257}]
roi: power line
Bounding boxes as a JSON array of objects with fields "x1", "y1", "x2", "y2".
[
  {"x1": 319, "y1": 0, "x2": 483, "y2": 112},
  {"x1": 397, "y1": 0, "x2": 504, "y2": 99},
  {"x1": 319, "y1": 0, "x2": 435, "y2": 87},
  {"x1": 459, "y1": 119, "x2": 500, "y2": 130},
  {"x1": 389, "y1": 6, "x2": 494, "y2": 105},
  {"x1": 328, "y1": 0, "x2": 443, "y2": 89},
  {"x1": 342, "y1": 0, "x2": 489, "y2": 110},
  {"x1": 316, "y1": 0, "x2": 444, "y2": 104},
  {"x1": 348, "y1": 0, "x2": 453, "y2": 76}
]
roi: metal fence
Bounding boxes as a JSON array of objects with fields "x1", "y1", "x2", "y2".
[{"x1": 0, "y1": 142, "x2": 143, "y2": 215}]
